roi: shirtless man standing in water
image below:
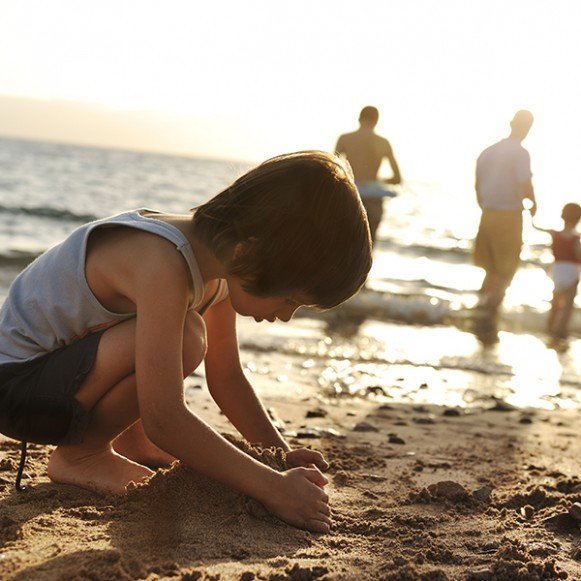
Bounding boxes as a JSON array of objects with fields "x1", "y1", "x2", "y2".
[{"x1": 335, "y1": 106, "x2": 402, "y2": 246}]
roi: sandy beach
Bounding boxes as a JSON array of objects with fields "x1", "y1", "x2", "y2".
[
  {"x1": 2, "y1": 1, "x2": 581, "y2": 578},
  {"x1": 1, "y1": 331, "x2": 579, "y2": 580}
]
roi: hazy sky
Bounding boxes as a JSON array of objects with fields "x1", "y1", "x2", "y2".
[{"x1": 1, "y1": 0, "x2": 580, "y2": 205}]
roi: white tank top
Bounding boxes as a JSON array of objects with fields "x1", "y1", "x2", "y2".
[{"x1": 0, "y1": 209, "x2": 228, "y2": 364}]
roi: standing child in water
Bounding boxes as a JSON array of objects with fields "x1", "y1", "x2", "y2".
[
  {"x1": 0, "y1": 151, "x2": 372, "y2": 533},
  {"x1": 533, "y1": 202, "x2": 581, "y2": 340}
]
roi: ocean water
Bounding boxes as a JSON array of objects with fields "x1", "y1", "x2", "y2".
[{"x1": 1, "y1": 136, "x2": 579, "y2": 409}]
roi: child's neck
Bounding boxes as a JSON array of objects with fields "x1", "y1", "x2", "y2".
[
  {"x1": 189, "y1": 236, "x2": 228, "y2": 283},
  {"x1": 562, "y1": 224, "x2": 578, "y2": 235}
]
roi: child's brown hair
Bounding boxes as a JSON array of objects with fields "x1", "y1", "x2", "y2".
[
  {"x1": 561, "y1": 202, "x2": 581, "y2": 226},
  {"x1": 192, "y1": 150, "x2": 372, "y2": 308}
]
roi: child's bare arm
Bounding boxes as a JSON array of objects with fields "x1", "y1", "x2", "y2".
[
  {"x1": 204, "y1": 299, "x2": 329, "y2": 472},
  {"x1": 132, "y1": 256, "x2": 274, "y2": 490},
  {"x1": 203, "y1": 298, "x2": 292, "y2": 451},
  {"x1": 131, "y1": 256, "x2": 330, "y2": 531}
]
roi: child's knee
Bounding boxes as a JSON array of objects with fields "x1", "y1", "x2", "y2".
[{"x1": 183, "y1": 312, "x2": 207, "y2": 375}]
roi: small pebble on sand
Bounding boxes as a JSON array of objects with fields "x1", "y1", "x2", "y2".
[
  {"x1": 306, "y1": 408, "x2": 327, "y2": 418},
  {"x1": 569, "y1": 502, "x2": 581, "y2": 522},
  {"x1": 353, "y1": 421, "x2": 379, "y2": 433}
]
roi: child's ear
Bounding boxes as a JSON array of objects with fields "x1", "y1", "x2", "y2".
[
  {"x1": 232, "y1": 238, "x2": 257, "y2": 259},
  {"x1": 232, "y1": 242, "x2": 245, "y2": 259}
]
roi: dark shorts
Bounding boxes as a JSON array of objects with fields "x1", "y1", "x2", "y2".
[{"x1": 0, "y1": 330, "x2": 105, "y2": 445}]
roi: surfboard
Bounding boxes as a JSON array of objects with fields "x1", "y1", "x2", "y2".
[{"x1": 355, "y1": 181, "x2": 398, "y2": 199}]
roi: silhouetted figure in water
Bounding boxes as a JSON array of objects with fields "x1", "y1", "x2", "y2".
[
  {"x1": 473, "y1": 110, "x2": 537, "y2": 340},
  {"x1": 533, "y1": 202, "x2": 581, "y2": 343},
  {"x1": 335, "y1": 106, "x2": 401, "y2": 247}
]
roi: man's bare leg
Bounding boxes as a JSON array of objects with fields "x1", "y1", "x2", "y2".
[
  {"x1": 477, "y1": 271, "x2": 496, "y2": 308},
  {"x1": 485, "y1": 272, "x2": 513, "y2": 314}
]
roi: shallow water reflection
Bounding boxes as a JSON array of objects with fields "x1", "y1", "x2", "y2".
[{"x1": 237, "y1": 315, "x2": 581, "y2": 411}]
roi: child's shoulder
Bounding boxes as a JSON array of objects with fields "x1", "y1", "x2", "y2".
[
  {"x1": 90, "y1": 221, "x2": 189, "y2": 272},
  {"x1": 86, "y1": 216, "x2": 195, "y2": 300}
]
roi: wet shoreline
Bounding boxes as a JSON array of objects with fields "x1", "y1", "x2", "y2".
[{"x1": 236, "y1": 313, "x2": 581, "y2": 411}]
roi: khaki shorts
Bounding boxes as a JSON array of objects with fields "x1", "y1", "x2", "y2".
[{"x1": 473, "y1": 210, "x2": 523, "y2": 278}]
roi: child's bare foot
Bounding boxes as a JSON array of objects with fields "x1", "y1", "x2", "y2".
[
  {"x1": 47, "y1": 445, "x2": 154, "y2": 495},
  {"x1": 113, "y1": 421, "x2": 176, "y2": 468}
]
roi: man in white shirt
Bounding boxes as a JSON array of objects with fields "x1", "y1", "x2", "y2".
[{"x1": 474, "y1": 110, "x2": 537, "y2": 316}]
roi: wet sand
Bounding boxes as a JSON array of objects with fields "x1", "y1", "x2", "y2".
[{"x1": 1, "y1": 363, "x2": 580, "y2": 580}]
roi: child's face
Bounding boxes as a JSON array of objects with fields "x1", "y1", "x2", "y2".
[{"x1": 227, "y1": 277, "x2": 312, "y2": 323}]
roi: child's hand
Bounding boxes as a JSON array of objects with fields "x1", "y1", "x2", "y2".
[
  {"x1": 261, "y1": 467, "x2": 331, "y2": 533},
  {"x1": 286, "y1": 448, "x2": 329, "y2": 472}
]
